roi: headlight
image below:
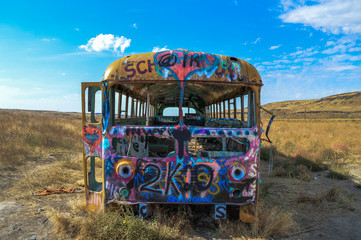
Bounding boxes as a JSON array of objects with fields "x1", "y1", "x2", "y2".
[
  {"x1": 116, "y1": 161, "x2": 134, "y2": 179},
  {"x1": 229, "y1": 164, "x2": 246, "y2": 181}
]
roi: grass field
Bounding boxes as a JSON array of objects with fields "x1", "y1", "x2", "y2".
[
  {"x1": 0, "y1": 109, "x2": 82, "y2": 170},
  {"x1": 264, "y1": 118, "x2": 361, "y2": 165},
  {"x1": 262, "y1": 90, "x2": 361, "y2": 119},
  {"x1": 0, "y1": 109, "x2": 360, "y2": 239}
]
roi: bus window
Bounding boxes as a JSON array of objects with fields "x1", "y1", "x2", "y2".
[
  {"x1": 111, "y1": 135, "x2": 175, "y2": 158},
  {"x1": 148, "y1": 136, "x2": 175, "y2": 157},
  {"x1": 188, "y1": 137, "x2": 250, "y2": 158},
  {"x1": 163, "y1": 107, "x2": 196, "y2": 116},
  {"x1": 85, "y1": 156, "x2": 103, "y2": 192},
  {"x1": 236, "y1": 89, "x2": 256, "y2": 128},
  {"x1": 85, "y1": 87, "x2": 102, "y2": 123}
]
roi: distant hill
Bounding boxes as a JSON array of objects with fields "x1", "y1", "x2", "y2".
[{"x1": 261, "y1": 91, "x2": 361, "y2": 119}]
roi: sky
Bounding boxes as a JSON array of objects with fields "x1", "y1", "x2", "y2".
[{"x1": 0, "y1": 0, "x2": 360, "y2": 112}]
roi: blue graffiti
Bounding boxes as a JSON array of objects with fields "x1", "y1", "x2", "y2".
[{"x1": 167, "y1": 195, "x2": 214, "y2": 204}]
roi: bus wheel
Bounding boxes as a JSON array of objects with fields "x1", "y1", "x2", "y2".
[{"x1": 239, "y1": 204, "x2": 256, "y2": 223}]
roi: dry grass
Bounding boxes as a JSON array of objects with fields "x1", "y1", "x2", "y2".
[
  {"x1": 260, "y1": 118, "x2": 358, "y2": 184},
  {"x1": 52, "y1": 204, "x2": 181, "y2": 240},
  {"x1": 272, "y1": 164, "x2": 313, "y2": 181},
  {"x1": 264, "y1": 154, "x2": 325, "y2": 181},
  {"x1": 51, "y1": 200, "x2": 297, "y2": 240},
  {"x1": 296, "y1": 187, "x2": 340, "y2": 206},
  {"x1": 0, "y1": 154, "x2": 84, "y2": 201},
  {"x1": 23, "y1": 156, "x2": 82, "y2": 189},
  {"x1": 263, "y1": 119, "x2": 361, "y2": 166},
  {"x1": 294, "y1": 186, "x2": 358, "y2": 211},
  {"x1": 217, "y1": 202, "x2": 297, "y2": 239},
  {"x1": 326, "y1": 165, "x2": 352, "y2": 180},
  {"x1": 0, "y1": 109, "x2": 82, "y2": 170},
  {"x1": 262, "y1": 90, "x2": 361, "y2": 119}
]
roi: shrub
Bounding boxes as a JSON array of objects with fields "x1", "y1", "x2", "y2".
[
  {"x1": 53, "y1": 205, "x2": 180, "y2": 240},
  {"x1": 217, "y1": 201, "x2": 297, "y2": 238},
  {"x1": 296, "y1": 187, "x2": 339, "y2": 205},
  {"x1": 260, "y1": 145, "x2": 278, "y2": 161},
  {"x1": 294, "y1": 155, "x2": 327, "y2": 172},
  {"x1": 326, "y1": 166, "x2": 351, "y2": 180},
  {"x1": 272, "y1": 161, "x2": 312, "y2": 181}
]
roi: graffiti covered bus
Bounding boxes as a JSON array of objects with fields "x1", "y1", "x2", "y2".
[{"x1": 81, "y1": 49, "x2": 263, "y2": 222}]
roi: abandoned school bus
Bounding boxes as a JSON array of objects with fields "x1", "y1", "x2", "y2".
[{"x1": 81, "y1": 49, "x2": 263, "y2": 222}]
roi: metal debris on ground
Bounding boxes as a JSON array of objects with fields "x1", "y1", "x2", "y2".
[{"x1": 34, "y1": 187, "x2": 83, "y2": 196}]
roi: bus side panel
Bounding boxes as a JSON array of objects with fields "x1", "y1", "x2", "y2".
[{"x1": 81, "y1": 82, "x2": 105, "y2": 213}]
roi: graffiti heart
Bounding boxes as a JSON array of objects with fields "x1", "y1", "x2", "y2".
[{"x1": 83, "y1": 126, "x2": 101, "y2": 154}]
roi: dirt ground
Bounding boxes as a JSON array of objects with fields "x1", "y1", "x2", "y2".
[
  {"x1": 262, "y1": 164, "x2": 361, "y2": 240},
  {"x1": 0, "y1": 154, "x2": 360, "y2": 240}
]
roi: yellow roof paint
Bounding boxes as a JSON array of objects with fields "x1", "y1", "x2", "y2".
[{"x1": 103, "y1": 49, "x2": 262, "y2": 85}]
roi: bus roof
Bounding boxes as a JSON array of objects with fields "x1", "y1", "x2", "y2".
[
  {"x1": 101, "y1": 50, "x2": 262, "y2": 106},
  {"x1": 103, "y1": 49, "x2": 262, "y2": 85}
]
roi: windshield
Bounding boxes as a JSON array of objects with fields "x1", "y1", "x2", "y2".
[{"x1": 163, "y1": 107, "x2": 196, "y2": 116}]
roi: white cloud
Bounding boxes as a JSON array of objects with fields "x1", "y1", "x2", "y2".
[
  {"x1": 280, "y1": 0, "x2": 305, "y2": 11},
  {"x1": 243, "y1": 38, "x2": 261, "y2": 46},
  {"x1": 290, "y1": 47, "x2": 319, "y2": 57},
  {"x1": 326, "y1": 65, "x2": 357, "y2": 71},
  {"x1": 42, "y1": 38, "x2": 56, "y2": 41},
  {"x1": 280, "y1": 0, "x2": 361, "y2": 35},
  {"x1": 323, "y1": 45, "x2": 348, "y2": 54},
  {"x1": 322, "y1": 36, "x2": 356, "y2": 54},
  {"x1": 131, "y1": 23, "x2": 138, "y2": 29},
  {"x1": 326, "y1": 41, "x2": 335, "y2": 46},
  {"x1": 253, "y1": 38, "x2": 261, "y2": 44},
  {"x1": 152, "y1": 46, "x2": 169, "y2": 52},
  {"x1": 75, "y1": 28, "x2": 80, "y2": 31},
  {"x1": 258, "y1": 41, "x2": 361, "y2": 104},
  {"x1": 79, "y1": 34, "x2": 131, "y2": 55},
  {"x1": 350, "y1": 55, "x2": 361, "y2": 61},
  {"x1": 261, "y1": 62, "x2": 360, "y2": 103},
  {"x1": 349, "y1": 47, "x2": 361, "y2": 52},
  {"x1": 294, "y1": 57, "x2": 315, "y2": 63},
  {"x1": 328, "y1": 37, "x2": 354, "y2": 46},
  {"x1": 269, "y1": 45, "x2": 281, "y2": 50}
]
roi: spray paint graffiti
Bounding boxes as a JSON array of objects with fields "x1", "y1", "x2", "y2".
[
  {"x1": 115, "y1": 135, "x2": 147, "y2": 157},
  {"x1": 123, "y1": 50, "x2": 244, "y2": 82},
  {"x1": 83, "y1": 126, "x2": 102, "y2": 155},
  {"x1": 103, "y1": 125, "x2": 259, "y2": 205},
  {"x1": 82, "y1": 50, "x2": 263, "y2": 219},
  {"x1": 87, "y1": 191, "x2": 103, "y2": 213},
  {"x1": 154, "y1": 50, "x2": 220, "y2": 80},
  {"x1": 121, "y1": 50, "x2": 245, "y2": 125}
]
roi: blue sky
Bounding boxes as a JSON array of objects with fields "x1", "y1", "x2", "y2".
[{"x1": 0, "y1": 0, "x2": 360, "y2": 112}]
